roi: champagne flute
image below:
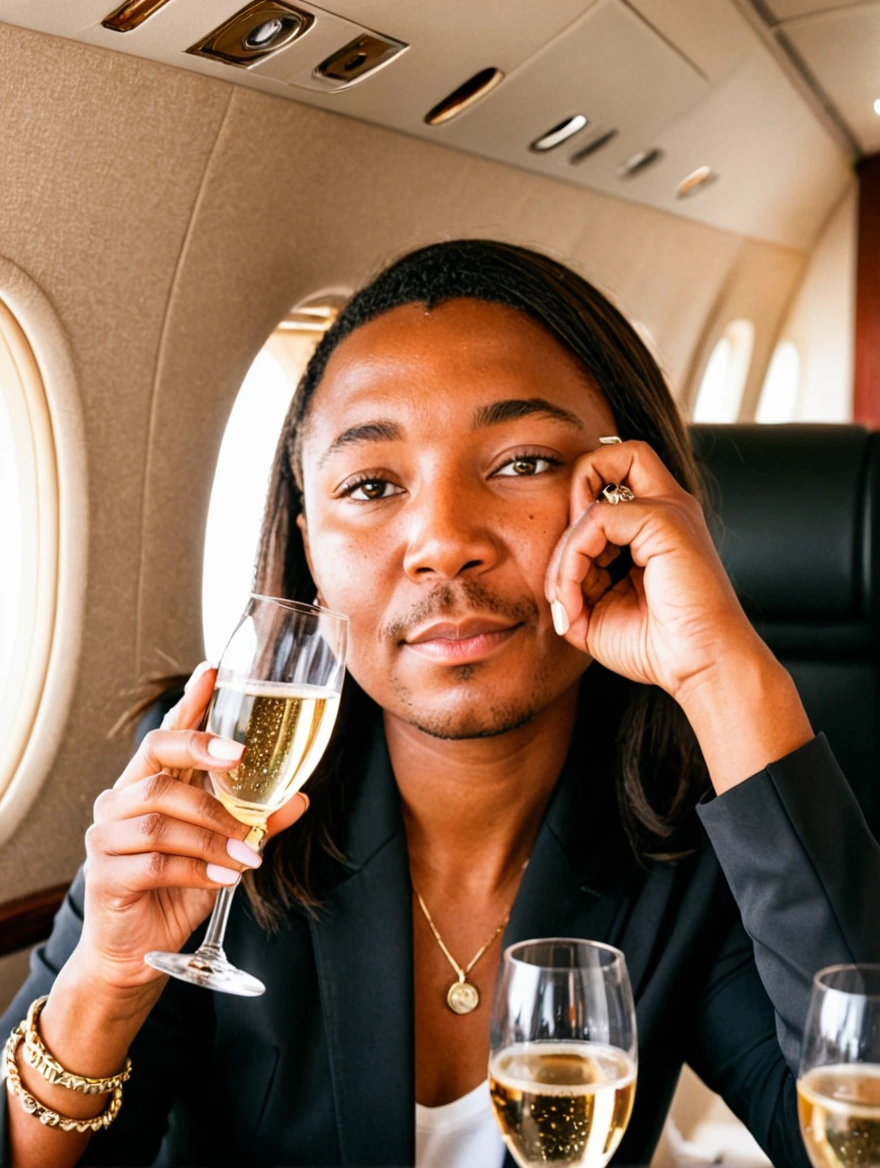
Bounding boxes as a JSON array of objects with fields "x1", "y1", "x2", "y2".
[
  {"x1": 145, "y1": 594, "x2": 348, "y2": 997},
  {"x1": 489, "y1": 937, "x2": 638, "y2": 1168},
  {"x1": 798, "y1": 963, "x2": 880, "y2": 1167}
]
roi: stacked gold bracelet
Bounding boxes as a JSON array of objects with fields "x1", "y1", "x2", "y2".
[{"x1": 2, "y1": 996, "x2": 130, "y2": 1132}]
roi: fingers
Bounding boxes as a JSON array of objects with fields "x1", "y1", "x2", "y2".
[
  {"x1": 96, "y1": 770, "x2": 250, "y2": 840},
  {"x1": 160, "y1": 661, "x2": 216, "y2": 733},
  {"x1": 547, "y1": 498, "x2": 673, "y2": 629},
  {"x1": 569, "y1": 439, "x2": 687, "y2": 518},
  {"x1": 88, "y1": 851, "x2": 246, "y2": 897},
  {"x1": 114, "y1": 726, "x2": 243, "y2": 791},
  {"x1": 87, "y1": 813, "x2": 261, "y2": 878},
  {"x1": 266, "y1": 791, "x2": 310, "y2": 839}
]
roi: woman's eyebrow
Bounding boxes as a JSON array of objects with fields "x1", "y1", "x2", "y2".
[
  {"x1": 318, "y1": 419, "x2": 402, "y2": 467},
  {"x1": 472, "y1": 398, "x2": 584, "y2": 430}
]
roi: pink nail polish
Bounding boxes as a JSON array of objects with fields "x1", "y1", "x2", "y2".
[
  {"x1": 206, "y1": 864, "x2": 240, "y2": 885},
  {"x1": 226, "y1": 838, "x2": 262, "y2": 868},
  {"x1": 207, "y1": 737, "x2": 244, "y2": 761}
]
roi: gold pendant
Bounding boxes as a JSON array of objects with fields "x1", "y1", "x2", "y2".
[{"x1": 447, "y1": 980, "x2": 480, "y2": 1014}]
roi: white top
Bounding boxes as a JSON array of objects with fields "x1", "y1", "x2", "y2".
[{"x1": 415, "y1": 1080, "x2": 507, "y2": 1168}]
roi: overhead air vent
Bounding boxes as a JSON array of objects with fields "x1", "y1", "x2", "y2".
[
  {"x1": 616, "y1": 148, "x2": 664, "y2": 180},
  {"x1": 425, "y1": 68, "x2": 504, "y2": 126},
  {"x1": 314, "y1": 33, "x2": 407, "y2": 88},
  {"x1": 188, "y1": 2, "x2": 314, "y2": 68},
  {"x1": 102, "y1": 0, "x2": 174, "y2": 32},
  {"x1": 676, "y1": 166, "x2": 718, "y2": 199},
  {"x1": 530, "y1": 115, "x2": 589, "y2": 153},
  {"x1": 569, "y1": 129, "x2": 618, "y2": 165}
]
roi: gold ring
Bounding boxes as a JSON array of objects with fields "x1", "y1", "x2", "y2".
[{"x1": 599, "y1": 483, "x2": 635, "y2": 505}]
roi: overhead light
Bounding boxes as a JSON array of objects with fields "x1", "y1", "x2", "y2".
[
  {"x1": 425, "y1": 68, "x2": 504, "y2": 126},
  {"x1": 569, "y1": 129, "x2": 618, "y2": 165},
  {"x1": 314, "y1": 33, "x2": 407, "y2": 87},
  {"x1": 187, "y1": 2, "x2": 313, "y2": 68},
  {"x1": 530, "y1": 115, "x2": 589, "y2": 153},
  {"x1": 244, "y1": 18, "x2": 286, "y2": 50},
  {"x1": 102, "y1": 0, "x2": 174, "y2": 32},
  {"x1": 616, "y1": 148, "x2": 664, "y2": 180},
  {"x1": 676, "y1": 166, "x2": 718, "y2": 199},
  {"x1": 873, "y1": 98, "x2": 880, "y2": 116}
]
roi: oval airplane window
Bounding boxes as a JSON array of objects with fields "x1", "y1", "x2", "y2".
[
  {"x1": 755, "y1": 341, "x2": 800, "y2": 424},
  {"x1": 201, "y1": 301, "x2": 340, "y2": 663},
  {"x1": 0, "y1": 298, "x2": 58, "y2": 803},
  {"x1": 692, "y1": 320, "x2": 755, "y2": 424}
]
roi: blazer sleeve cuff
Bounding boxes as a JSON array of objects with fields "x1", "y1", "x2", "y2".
[{"x1": 696, "y1": 733, "x2": 880, "y2": 1071}]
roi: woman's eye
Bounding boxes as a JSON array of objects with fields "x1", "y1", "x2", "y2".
[
  {"x1": 495, "y1": 455, "x2": 558, "y2": 477},
  {"x1": 347, "y1": 479, "x2": 403, "y2": 501}
]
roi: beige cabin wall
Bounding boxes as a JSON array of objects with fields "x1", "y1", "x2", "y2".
[
  {"x1": 0, "y1": 20, "x2": 810, "y2": 903},
  {"x1": 786, "y1": 183, "x2": 858, "y2": 423}
]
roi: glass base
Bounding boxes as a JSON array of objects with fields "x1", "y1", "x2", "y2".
[{"x1": 144, "y1": 946, "x2": 266, "y2": 997}]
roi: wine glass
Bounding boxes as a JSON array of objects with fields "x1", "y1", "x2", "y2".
[
  {"x1": 798, "y1": 963, "x2": 880, "y2": 1167},
  {"x1": 489, "y1": 937, "x2": 638, "y2": 1168},
  {"x1": 145, "y1": 594, "x2": 348, "y2": 996}
]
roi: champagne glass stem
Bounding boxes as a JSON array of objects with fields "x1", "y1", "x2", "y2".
[
  {"x1": 198, "y1": 885, "x2": 237, "y2": 958},
  {"x1": 195, "y1": 825, "x2": 265, "y2": 959}
]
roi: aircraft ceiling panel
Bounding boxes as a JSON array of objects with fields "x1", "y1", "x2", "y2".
[
  {"x1": 0, "y1": 0, "x2": 853, "y2": 249},
  {"x1": 432, "y1": 3, "x2": 707, "y2": 168},
  {"x1": 625, "y1": 0, "x2": 754, "y2": 85},
  {"x1": 782, "y1": 5, "x2": 880, "y2": 153}
]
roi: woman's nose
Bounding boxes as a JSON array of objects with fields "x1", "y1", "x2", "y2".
[{"x1": 402, "y1": 481, "x2": 499, "y2": 582}]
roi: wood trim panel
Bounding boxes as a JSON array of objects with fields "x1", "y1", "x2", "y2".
[
  {"x1": 855, "y1": 154, "x2": 880, "y2": 428},
  {"x1": 0, "y1": 884, "x2": 67, "y2": 958}
]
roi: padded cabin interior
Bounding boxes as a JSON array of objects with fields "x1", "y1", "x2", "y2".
[{"x1": 0, "y1": 13, "x2": 856, "y2": 925}]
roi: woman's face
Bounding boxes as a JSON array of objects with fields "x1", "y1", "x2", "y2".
[{"x1": 297, "y1": 298, "x2": 617, "y2": 740}]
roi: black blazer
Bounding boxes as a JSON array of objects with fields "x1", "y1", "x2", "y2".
[{"x1": 2, "y1": 722, "x2": 879, "y2": 1168}]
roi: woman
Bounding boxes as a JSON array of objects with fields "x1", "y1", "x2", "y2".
[{"x1": 2, "y1": 239, "x2": 878, "y2": 1168}]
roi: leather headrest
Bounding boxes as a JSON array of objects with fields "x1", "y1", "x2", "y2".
[{"x1": 690, "y1": 425, "x2": 880, "y2": 657}]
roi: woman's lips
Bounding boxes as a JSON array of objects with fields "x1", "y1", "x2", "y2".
[{"x1": 403, "y1": 624, "x2": 521, "y2": 663}]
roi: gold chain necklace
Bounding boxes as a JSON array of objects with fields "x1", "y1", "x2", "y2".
[{"x1": 412, "y1": 860, "x2": 528, "y2": 1015}]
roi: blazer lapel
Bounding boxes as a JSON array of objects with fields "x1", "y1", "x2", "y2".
[
  {"x1": 309, "y1": 723, "x2": 415, "y2": 1168},
  {"x1": 504, "y1": 738, "x2": 639, "y2": 967}
]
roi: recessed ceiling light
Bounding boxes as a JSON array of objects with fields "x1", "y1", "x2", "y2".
[
  {"x1": 102, "y1": 0, "x2": 174, "y2": 31},
  {"x1": 616, "y1": 148, "x2": 664, "y2": 180},
  {"x1": 873, "y1": 97, "x2": 880, "y2": 116},
  {"x1": 676, "y1": 166, "x2": 718, "y2": 199},
  {"x1": 187, "y1": 2, "x2": 313, "y2": 68},
  {"x1": 530, "y1": 115, "x2": 589, "y2": 153},
  {"x1": 569, "y1": 129, "x2": 618, "y2": 165},
  {"x1": 424, "y1": 68, "x2": 504, "y2": 126}
]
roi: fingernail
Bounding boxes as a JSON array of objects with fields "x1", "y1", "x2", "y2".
[
  {"x1": 207, "y1": 737, "x2": 244, "y2": 761},
  {"x1": 298, "y1": 792, "x2": 310, "y2": 813},
  {"x1": 551, "y1": 599, "x2": 570, "y2": 636},
  {"x1": 184, "y1": 661, "x2": 212, "y2": 693},
  {"x1": 206, "y1": 864, "x2": 240, "y2": 885},
  {"x1": 226, "y1": 838, "x2": 262, "y2": 868}
]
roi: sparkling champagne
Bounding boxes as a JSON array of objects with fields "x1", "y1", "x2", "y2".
[
  {"x1": 206, "y1": 680, "x2": 339, "y2": 826},
  {"x1": 798, "y1": 1064, "x2": 880, "y2": 1167},
  {"x1": 489, "y1": 1041, "x2": 636, "y2": 1167}
]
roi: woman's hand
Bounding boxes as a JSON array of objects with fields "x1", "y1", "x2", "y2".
[
  {"x1": 71, "y1": 664, "x2": 309, "y2": 996},
  {"x1": 545, "y1": 440, "x2": 813, "y2": 790},
  {"x1": 545, "y1": 439, "x2": 758, "y2": 702}
]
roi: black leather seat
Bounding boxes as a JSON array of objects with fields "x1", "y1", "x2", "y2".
[{"x1": 692, "y1": 423, "x2": 880, "y2": 839}]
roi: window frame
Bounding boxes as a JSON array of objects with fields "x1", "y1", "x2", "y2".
[
  {"x1": 0, "y1": 262, "x2": 87, "y2": 849},
  {"x1": 691, "y1": 319, "x2": 755, "y2": 424}
]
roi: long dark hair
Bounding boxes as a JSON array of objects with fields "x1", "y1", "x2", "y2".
[{"x1": 246, "y1": 239, "x2": 709, "y2": 927}]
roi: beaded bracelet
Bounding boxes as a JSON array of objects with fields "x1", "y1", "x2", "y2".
[
  {"x1": 3, "y1": 1023, "x2": 123, "y2": 1132},
  {"x1": 23, "y1": 996, "x2": 132, "y2": 1094}
]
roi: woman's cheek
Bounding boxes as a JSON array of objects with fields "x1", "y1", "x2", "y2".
[{"x1": 311, "y1": 522, "x2": 394, "y2": 611}]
